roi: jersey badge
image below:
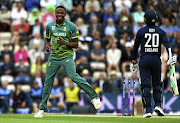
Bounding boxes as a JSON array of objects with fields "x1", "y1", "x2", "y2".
[{"x1": 52, "y1": 26, "x2": 55, "y2": 30}]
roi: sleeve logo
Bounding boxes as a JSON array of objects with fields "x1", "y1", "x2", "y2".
[
  {"x1": 76, "y1": 31, "x2": 79, "y2": 33},
  {"x1": 52, "y1": 26, "x2": 55, "y2": 30}
]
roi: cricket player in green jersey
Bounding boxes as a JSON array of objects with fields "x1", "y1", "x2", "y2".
[{"x1": 34, "y1": 6, "x2": 101, "y2": 118}]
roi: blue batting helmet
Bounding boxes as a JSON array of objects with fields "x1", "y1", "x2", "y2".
[{"x1": 144, "y1": 10, "x2": 158, "y2": 24}]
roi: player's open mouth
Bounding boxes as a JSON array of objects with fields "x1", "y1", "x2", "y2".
[{"x1": 58, "y1": 17, "x2": 62, "y2": 19}]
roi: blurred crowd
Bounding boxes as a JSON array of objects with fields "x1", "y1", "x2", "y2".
[{"x1": 0, "y1": 0, "x2": 179, "y2": 114}]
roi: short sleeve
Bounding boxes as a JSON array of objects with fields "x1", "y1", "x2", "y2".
[
  {"x1": 45, "y1": 24, "x2": 51, "y2": 39},
  {"x1": 70, "y1": 23, "x2": 80, "y2": 39}
]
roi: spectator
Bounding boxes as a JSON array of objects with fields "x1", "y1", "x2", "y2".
[
  {"x1": 0, "y1": 0, "x2": 11, "y2": 10},
  {"x1": 31, "y1": 57, "x2": 46, "y2": 76},
  {"x1": 103, "y1": 71, "x2": 121, "y2": 92},
  {"x1": 40, "y1": 0, "x2": 57, "y2": 12},
  {"x1": 71, "y1": 4, "x2": 87, "y2": 23},
  {"x1": 29, "y1": 18, "x2": 44, "y2": 38},
  {"x1": 81, "y1": 69, "x2": 92, "y2": 83},
  {"x1": 31, "y1": 81, "x2": 42, "y2": 113},
  {"x1": 31, "y1": 69, "x2": 45, "y2": 88},
  {"x1": 42, "y1": 5, "x2": 56, "y2": 29},
  {"x1": 103, "y1": 6, "x2": 117, "y2": 25},
  {"x1": 90, "y1": 41, "x2": 106, "y2": 71},
  {"x1": 75, "y1": 17, "x2": 88, "y2": 37},
  {"x1": 13, "y1": 83, "x2": 27, "y2": 113},
  {"x1": 104, "y1": 18, "x2": 116, "y2": 36},
  {"x1": 11, "y1": 1, "x2": 28, "y2": 26},
  {"x1": 173, "y1": 20, "x2": 180, "y2": 37},
  {"x1": 168, "y1": 0, "x2": 179, "y2": 13},
  {"x1": 1, "y1": 43, "x2": 14, "y2": 64},
  {"x1": 116, "y1": 16, "x2": 133, "y2": 39},
  {"x1": 118, "y1": 32, "x2": 131, "y2": 49},
  {"x1": 0, "y1": 5, "x2": 11, "y2": 32},
  {"x1": 28, "y1": 8, "x2": 42, "y2": 25},
  {"x1": 174, "y1": 32, "x2": 180, "y2": 49},
  {"x1": 14, "y1": 43, "x2": 28, "y2": 64},
  {"x1": 14, "y1": 57, "x2": 30, "y2": 83},
  {"x1": 121, "y1": 41, "x2": 133, "y2": 62},
  {"x1": 75, "y1": 42, "x2": 90, "y2": 63},
  {"x1": 0, "y1": 80, "x2": 11, "y2": 113},
  {"x1": 163, "y1": 5, "x2": 175, "y2": 25},
  {"x1": 87, "y1": 16, "x2": 104, "y2": 38},
  {"x1": 28, "y1": 43, "x2": 45, "y2": 64},
  {"x1": 89, "y1": 31, "x2": 102, "y2": 49},
  {"x1": 57, "y1": 0, "x2": 73, "y2": 12},
  {"x1": 25, "y1": 0, "x2": 40, "y2": 12},
  {"x1": 85, "y1": 0, "x2": 100, "y2": 14},
  {"x1": 133, "y1": 17, "x2": 145, "y2": 37},
  {"x1": 14, "y1": 18, "x2": 29, "y2": 37},
  {"x1": 102, "y1": 0, "x2": 114, "y2": 13},
  {"x1": 133, "y1": 5, "x2": 145, "y2": 24},
  {"x1": 148, "y1": 0, "x2": 165, "y2": 16},
  {"x1": 114, "y1": 0, "x2": 132, "y2": 15},
  {"x1": 65, "y1": 78, "x2": 80, "y2": 113},
  {"x1": 48, "y1": 78, "x2": 64, "y2": 112},
  {"x1": 96, "y1": 73, "x2": 109, "y2": 92},
  {"x1": 0, "y1": 54, "x2": 14, "y2": 76},
  {"x1": 130, "y1": 0, "x2": 145, "y2": 12},
  {"x1": 89, "y1": 80, "x2": 101, "y2": 97},
  {"x1": 76, "y1": 56, "x2": 90, "y2": 75},
  {"x1": 106, "y1": 43, "x2": 121, "y2": 75},
  {"x1": 86, "y1": 3, "x2": 102, "y2": 23},
  {"x1": 73, "y1": 0, "x2": 86, "y2": 8},
  {"x1": 160, "y1": 17, "x2": 173, "y2": 39},
  {"x1": 104, "y1": 34, "x2": 117, "y2": 50},
  {"x1": 28, "y1": 32, "x2": 45, "y2": 51},
  {"x1": 118, "y1": 8, "x2": 132, "y2": 25},
  {"x1": 121, "y1": 42, "x2": 133, "y2": 73}
]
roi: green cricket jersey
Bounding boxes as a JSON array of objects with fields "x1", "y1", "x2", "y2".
[{"x1": 45, "y1": 19, "x2": 79, "y2": 60}]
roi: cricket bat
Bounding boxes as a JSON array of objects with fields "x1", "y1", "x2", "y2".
[{"x1": 168, "y1": 48, "x2": 179, "y2": 96}]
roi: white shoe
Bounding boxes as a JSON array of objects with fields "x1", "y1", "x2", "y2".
[
  {"x1": 143, "y1": 113, "x2": 152, "y2": 118},
  {"x1": 34, "y1": 110, "x2": 45, "y2": 118},
  {"x1": 91, "y1": 97, "x2": 101, "y2": 110},
  {"x1": 154, "y1": 106, "x2": 164, "y2": 116}
]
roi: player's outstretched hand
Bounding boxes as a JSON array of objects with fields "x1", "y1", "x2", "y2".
[
  {"x1": 130, "y1": 63, "x2": 138, "y2": 74},
  {"x1": 167, "y1": 55, "x2": 177, "y2": 66},
  {"x1": 57, "y1": 37, "x2": 66, "y2": 45}
]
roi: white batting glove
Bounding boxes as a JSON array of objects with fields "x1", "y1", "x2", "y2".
[
  {"x1": 130, "y1": 63, "x2": 138, "y2": 74},
  {"x1": 167, "y1": 55, "x2": 177, "y2": 66}
]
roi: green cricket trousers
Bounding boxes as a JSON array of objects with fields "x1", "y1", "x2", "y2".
[{"x1": 39, "y1": 57, "x2": 98, "y2": 110}]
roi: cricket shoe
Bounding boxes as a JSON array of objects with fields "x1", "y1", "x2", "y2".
[
  {"x1": 143, "y1": 113, "x2": 152, "y2": 118},
  {"x1": 91, "y1": 97, "x2": 101, "y2": 110},
  {"x1": 154, "y1": 106, "x2": 164, "y2": 116},
  {"x1": 34, "y1": 108, "x2": 49, "y2": 118}
]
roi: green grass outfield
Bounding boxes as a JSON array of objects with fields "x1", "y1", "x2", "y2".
[{"x1": 0, "y1": 114, "x2": 180, "y2": 123}]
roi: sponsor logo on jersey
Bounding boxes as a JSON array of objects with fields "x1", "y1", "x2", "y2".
[
  {"x1": 145, "y1": 48, "x2": 158, "y2": 52},
  {"x1": 53, "y1": 33, "x2": 66, "y2": 36},
  {"x1": 52, "y1": 26, "x2": 55, "y2": 30}
]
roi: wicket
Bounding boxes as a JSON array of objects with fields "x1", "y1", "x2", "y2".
[{"x1": 122, "y1": 77, "x2": 136, "y2": 116}]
